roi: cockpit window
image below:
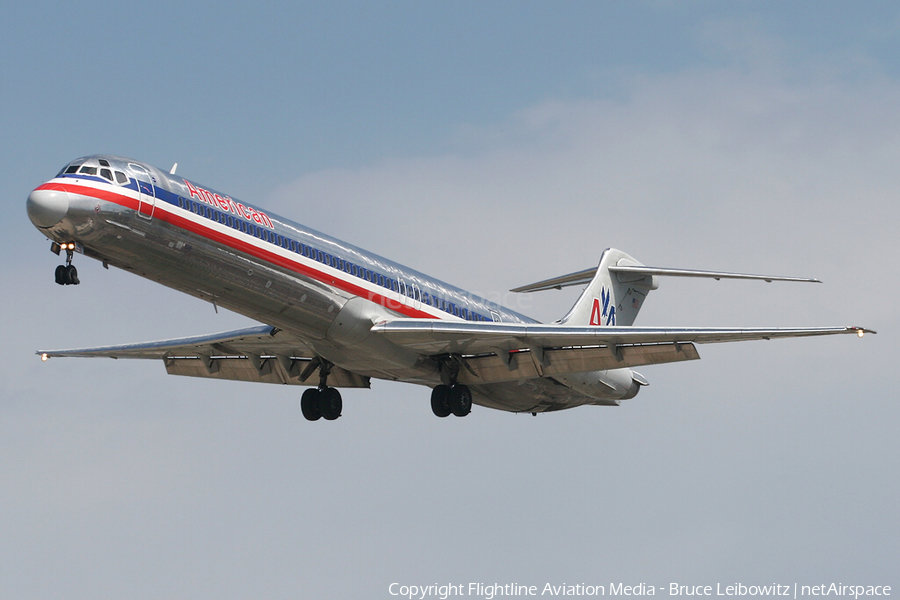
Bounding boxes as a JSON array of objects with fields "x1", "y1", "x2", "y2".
[
  {"x1": 64, "y1": 165, "x2": 81, "y2": 174},
  {"x1": 78, "y1": 166, "x2": 98, "y2": 175},
  {"x1": 100, "y1": 168, "x2": 113, "y2": 181},
  {"x1": 115, "y1": 171, "x2": 128, "y2": 184},
  {"x1": 99, "y1": 159, "x2": 110, "y2": 167}
]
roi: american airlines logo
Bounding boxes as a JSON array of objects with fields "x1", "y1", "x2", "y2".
[
  {"x1": 589, "y1": 287, "x2": 616, "y2": 326},
  {"x1": 184, "y1": 179, "x2": 274, "y2": 229}
]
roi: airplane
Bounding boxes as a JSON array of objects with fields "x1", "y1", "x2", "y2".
[{"x1": 26, "y1": 154, "x2": 874, "y2": 420}]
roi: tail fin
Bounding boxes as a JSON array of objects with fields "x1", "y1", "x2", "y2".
[{"x1": 558, "y1": 248, "x2": 657, "y2": 326}]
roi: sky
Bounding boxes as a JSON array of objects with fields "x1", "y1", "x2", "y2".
[{"x1": 1, "y1": 2, "x2": 898, "y2": 598}]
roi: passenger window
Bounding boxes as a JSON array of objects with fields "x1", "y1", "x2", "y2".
[
  {"x1": 79, "y1": 166, "x2": 97, "y2": 175},
  {"x1": 100, "y1": 168, "x2": 113, "y2": 181}
]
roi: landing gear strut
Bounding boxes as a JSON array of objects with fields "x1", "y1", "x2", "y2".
[
  {"x1": 299, "y1": 359, "x2": 342, "y2": 421},
  {"x1": 53, "y1": 242, "x2": 79, "y2": 285}
]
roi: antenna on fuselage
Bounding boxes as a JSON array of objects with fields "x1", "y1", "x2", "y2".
[{"x1": 169, "y1": 163, "x2": 178, "y2": 175}]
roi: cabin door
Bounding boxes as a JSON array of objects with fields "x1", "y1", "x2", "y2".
[{"x1": 129, "y1": 163, "x2": 157, "y2": 220}]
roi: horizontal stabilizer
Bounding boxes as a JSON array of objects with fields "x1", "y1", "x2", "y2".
[
  {"x1": 610, "y1": 265, "x2": 821, "y2": 283},
  {"x1": 510, "y1": 267, "x2": 597, "y2": 293},
  {"x1": 511, "y1": 264, "x2": 821, "y2": 293}
]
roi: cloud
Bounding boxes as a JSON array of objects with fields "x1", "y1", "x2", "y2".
[{"x1": 271, "y1": 66, "x2": 900, "y2": 325}]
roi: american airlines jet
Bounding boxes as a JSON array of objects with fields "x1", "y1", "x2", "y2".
[{"x1": 26, "y1": 155, "x2": 873, "y2": 420}]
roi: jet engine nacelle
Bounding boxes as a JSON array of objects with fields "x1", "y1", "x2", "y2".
[{"x1": 556, "y1": 368, "x2": 644, "y2": 402}]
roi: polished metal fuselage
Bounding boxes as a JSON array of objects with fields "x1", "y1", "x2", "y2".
[{"x1": 29, "y1": 155, "x2": 633, "y2": 412}]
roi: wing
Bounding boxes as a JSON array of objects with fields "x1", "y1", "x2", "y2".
[
  {"x1": 370, "y1": 319, "x2": 874, "y2": 384},
  {"x1": 37, "y1": 325, "x2": 369, "y2": 388}
]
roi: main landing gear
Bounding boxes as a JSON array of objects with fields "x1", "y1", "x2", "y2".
[
  {"x1": 300, "y1": 386, "x2": 343, "y2": 421},
  {"x1": 299, "y1": 359, "x2": 342, "y2": 421},
  {"x1": 430, "y1": 384, "x2": 472, "y2": 418},
  {"x1": 53, "y1": 242, "x2": 79, "y2": 286}
]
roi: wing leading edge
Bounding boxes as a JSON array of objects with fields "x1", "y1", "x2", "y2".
[{"x1": 370, "y1": 319, "x2": 873, "y2": 354}]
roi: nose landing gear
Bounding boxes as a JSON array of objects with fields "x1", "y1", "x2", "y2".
[{"x1": 53, "y1": 242, "x2": 79, "y2": 285}]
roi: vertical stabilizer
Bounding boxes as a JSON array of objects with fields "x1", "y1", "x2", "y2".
[{"x1": 558, "y1": 248, "x2": 657, "y2": 327}]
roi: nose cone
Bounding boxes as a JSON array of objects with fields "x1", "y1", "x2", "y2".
[{"x1": 27, "y1": 187, "x2": 69, "y2": 228}]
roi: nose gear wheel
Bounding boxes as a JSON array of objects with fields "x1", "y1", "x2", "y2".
[{"x1": 54, "y1": 243, "x2": 80, "y2": 285}]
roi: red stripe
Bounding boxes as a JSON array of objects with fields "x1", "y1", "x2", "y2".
[{"x1": 40, "y1": 181, "x2": 442, "y2": 320}]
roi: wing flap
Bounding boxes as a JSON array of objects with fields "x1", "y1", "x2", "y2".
[
  {"x1": 37, "y1": 325, "x2": 370, "y2": 388},
  {"x1": 456, "y1": 343, "x2": 700, "y2": 385},
  {"x1": 164, "y1": 356, "x2": 370, "y2": 388}
]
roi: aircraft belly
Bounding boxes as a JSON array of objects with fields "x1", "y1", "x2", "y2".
[{"x1": 467, "y1": 379, "x2": 617, "y2": 413}]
